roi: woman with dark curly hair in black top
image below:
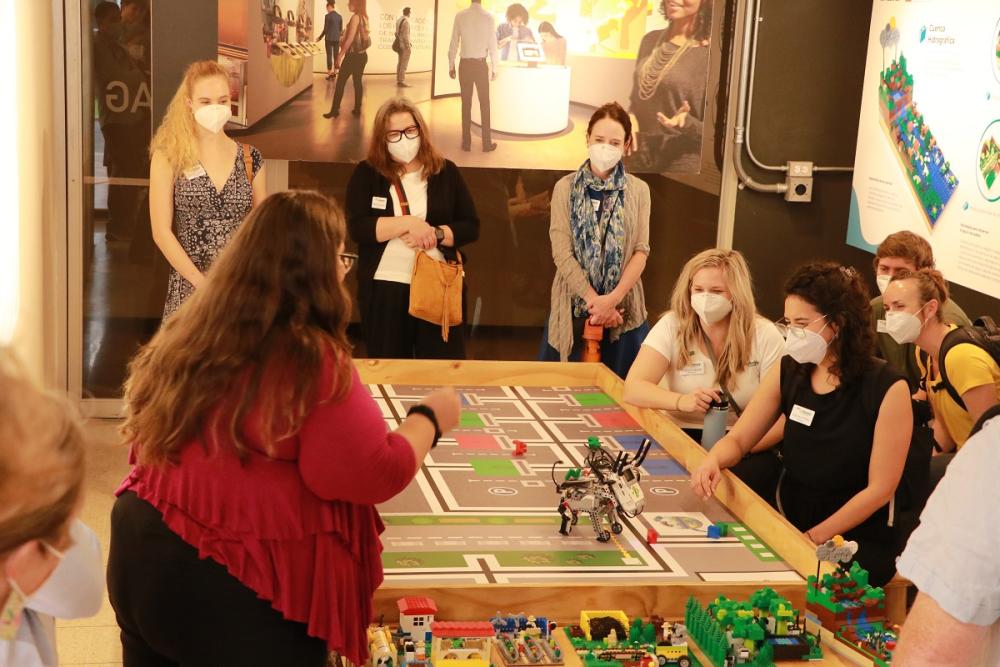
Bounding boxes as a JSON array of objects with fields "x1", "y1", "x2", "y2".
[{"x1": 692, "y1": 262, "x2": 912, "y2": 586}]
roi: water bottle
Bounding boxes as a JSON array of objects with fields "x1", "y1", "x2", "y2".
[{"x1": 701, "y1": 397, "x2": 729, "y2": 451}]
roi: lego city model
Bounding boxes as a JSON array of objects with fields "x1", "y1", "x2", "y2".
[
  {"x1": 684, "y1": 588, "x2": 823, "y2": 667},
  {"x1": 565, "y1": 610, "x2": 692, "y2": 667},
  {"x1": 552, "y1": 437, "x2": 651, "y2": 542}
]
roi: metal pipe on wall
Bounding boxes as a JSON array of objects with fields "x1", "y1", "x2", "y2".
[
  {"x1": 733, "y1": 0, "x2": 854, "y2": 192},
  {"x1": 732, "y1": 0, "x2": 785, "y2": 193}
]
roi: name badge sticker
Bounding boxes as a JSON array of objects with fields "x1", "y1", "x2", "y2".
[
  {"x1": 876, "y1": 319, "x2": 888, "y2": 333},
  {"x1": 183, "y1": 165, "x2": 207, "y2": 180},
  {"x1": 680, "y1": 361, "x2": 706, "y2": 377},
  {"x1": 790, "y1": 404, "x2": 816, "y2": 427},
  {"x1": 372, "y1": 196, "x2": 388, "y2": 210}
]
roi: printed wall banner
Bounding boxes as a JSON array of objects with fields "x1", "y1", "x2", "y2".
[
  {"x1": 849, "y1": 1, "x2": 1000, "y2": 299},
  {"x1": 224, "y1": 0, "x2": 714, "y2": 172}
]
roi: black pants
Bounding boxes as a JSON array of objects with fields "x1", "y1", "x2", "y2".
[
  {"x1": 330, "y1": 51, "x2": 368, "y2": 114},
  {"x1": 107, "y1": 492, "x2": 327, "y2": 667},
  {"x1": 324, "y1": 40, "x2": 340, "y2": 71},
  {"x1": 459, "y1": 58, "x2": 491, "y2": 148},
  {"x1": 363, "y1": 280, "x2": 466, "y2": 359}
]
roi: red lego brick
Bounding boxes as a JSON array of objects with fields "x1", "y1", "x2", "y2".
[
  {"x1": 513, "y1": 440, "x2": 527, "y2": 456},
  {"x1": 430, "y1": 621, "x2": 496, "y2": 638},
  {"x1": 646, "y1": 528, "x2": 658, "y2": 545},
  {"x1": 397, "y1": 596, "x2": 438, "y2": 616}
]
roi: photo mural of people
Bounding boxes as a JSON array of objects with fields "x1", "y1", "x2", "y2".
[
  {"x1": 627, "y1": 0, "x2": 712, "y2": 173},
  {"x1": 218, "y1": 0, "x2": 714, "y2": 175}
]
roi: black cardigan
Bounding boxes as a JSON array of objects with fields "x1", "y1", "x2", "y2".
[{"x1": 346, "y1": 159, "x2": 480, "y2": 315}]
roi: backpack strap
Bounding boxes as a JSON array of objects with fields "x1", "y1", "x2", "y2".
[
  {"x1": 970, "y1": 403, "x2": 1000, "y2": 439},
  {"x1": 242, "y1": 144, "x2": 254, "y2": 185},
  {"x1": 936, "y1": 327, "x2": 972, "y2": 410}
]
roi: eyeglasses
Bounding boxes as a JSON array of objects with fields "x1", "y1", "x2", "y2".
[
  {"x1": 338, "y1": 252, "x2": 358, "y2": 271},
  {"x1": 386, "y1": 125, "x2": 420, "y2": 143},
  {"x1": 774, "y1": 315, "x2": 827, "y2": 340}
]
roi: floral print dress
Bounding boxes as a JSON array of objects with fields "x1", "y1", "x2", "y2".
[{"x1": 162, "y1": 144, "x2": 262, "y2": 319}]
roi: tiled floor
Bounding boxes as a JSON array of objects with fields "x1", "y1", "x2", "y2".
[{"x1": 56, "y1": 419, "x2": 129, "y2": 665}]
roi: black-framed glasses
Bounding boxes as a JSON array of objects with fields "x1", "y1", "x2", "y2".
[
  {"x1": 338, "y1": 252, "x2": 358, "y2": 271},
  {"x1": 774, "y1": 314, "x2": 827, "y2": 340},
  {"x1": 386, "y1": 125, "x2": 420, "y2": 143}
]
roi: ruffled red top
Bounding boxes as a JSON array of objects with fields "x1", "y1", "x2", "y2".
[{"x1": 117, "y1": 355, "x2": 416, "y2": 664}]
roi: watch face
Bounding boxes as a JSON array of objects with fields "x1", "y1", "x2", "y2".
[{"x1": 435, "y1": 228, "x2": 445, "y2": 241}]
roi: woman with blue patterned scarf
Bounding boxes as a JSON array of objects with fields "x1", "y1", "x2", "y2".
[{"x1": 540, "y1": 102, "x2": 652, "y2": 378}]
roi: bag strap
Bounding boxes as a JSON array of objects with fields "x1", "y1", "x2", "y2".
[
  {"x1": 936, "y1": 327, "x2": 968, "y2": 409},
  {"x1": 242, "y1": 144, "x2": 253, "y2": 185},
  {"x1": 700, "y1": 330, "x2": 743, "y2": 416},
  {"x1": 392, "y1": 179, "x2": 410, "y2": 215}
]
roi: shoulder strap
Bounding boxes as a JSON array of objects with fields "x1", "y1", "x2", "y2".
[
  {"x1": 392, "y1": 179, "x2": 410, "y2": 215},
  {"x1": 700, "y1": 330, "x2": 742, "y2": 416},
  {"x1": 242, "y1": 144, "x2": 253, "y2": 185},
  {"x1": 936, "y1": 327, "x2": 970, "y2": 409}
]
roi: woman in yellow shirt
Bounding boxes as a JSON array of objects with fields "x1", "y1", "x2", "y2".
[{"x1": 883, "y1": 269, "x2": 1000, "y2": 483}]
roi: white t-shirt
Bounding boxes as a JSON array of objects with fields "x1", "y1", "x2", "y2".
[
  {"x1": 896, "y1": 415, "x2": 1000, "y2": 665},
  {"x1": 374, "y1": 170, "x2": 445, "y2": 284},
  {"x1": 641, "y1": 312, "x2": 784, "y2": 430}
]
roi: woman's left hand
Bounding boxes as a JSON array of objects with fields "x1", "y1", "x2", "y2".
[
  {"x1": 587, "y1": 293, "x2": 620, "y2": 323},
  {"x1": 656, "y1": 100, "x2": 691, "y2": 130}
]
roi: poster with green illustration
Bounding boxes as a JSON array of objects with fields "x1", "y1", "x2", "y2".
[{"x1": 848, "y1": 1, "x2": 1000, "y2": 300}]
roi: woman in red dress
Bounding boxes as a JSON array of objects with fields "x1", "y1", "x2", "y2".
[{"x1": 108, "y1": 190, "x2": 459, "y2": 666}]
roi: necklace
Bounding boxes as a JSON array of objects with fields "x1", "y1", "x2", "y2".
[{"x1": 637, "y1": 37, "x2": 692, "y2": 102}]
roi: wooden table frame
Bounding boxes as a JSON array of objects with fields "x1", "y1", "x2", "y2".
[{"x1": 357, "y1": 359, "x2": 906, "y2": 629}]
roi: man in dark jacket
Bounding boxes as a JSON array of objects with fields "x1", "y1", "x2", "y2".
[{"x1": 317, "y1": 1, "x2": 343, "y2": 77}]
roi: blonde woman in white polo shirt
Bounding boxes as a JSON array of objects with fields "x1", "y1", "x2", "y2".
[{"x1": 624, "y1": 249, "x2": 784, "y2": 495}]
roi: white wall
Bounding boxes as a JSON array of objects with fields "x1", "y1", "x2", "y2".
[{"x1": 8, "y1": 0, "x2": 61, "y2": 385}]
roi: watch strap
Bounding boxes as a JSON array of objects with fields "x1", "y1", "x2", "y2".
[{"x1": 407, "y1": 404, "x2": 441, "y2": 448}]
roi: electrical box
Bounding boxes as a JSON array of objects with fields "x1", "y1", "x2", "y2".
[{"x1": 784, "y1": 161, "x2": 814, "y2": 202}]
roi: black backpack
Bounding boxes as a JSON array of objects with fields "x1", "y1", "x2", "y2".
[{"x1": 934, "y1": 316, "x2": 1000, "y2": 409}]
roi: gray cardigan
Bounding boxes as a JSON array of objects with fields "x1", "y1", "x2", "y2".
[{"x1": 546, "y1": 172, "x2": 651, "y2": 360}]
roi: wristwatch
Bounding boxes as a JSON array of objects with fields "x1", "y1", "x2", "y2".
[
  {"x1": 434, "y1": 227, "x2": 445, "y2": 246},
  {"x1": 407, "y1": 404, "x2": 441, "y2": 448}
]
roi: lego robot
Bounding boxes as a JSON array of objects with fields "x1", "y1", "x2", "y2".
[{"x1": 552, "y1": 438, "x2": 650, "y2": 542}]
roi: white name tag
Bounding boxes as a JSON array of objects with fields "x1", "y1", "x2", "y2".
[
  {"x1": 680, "y1": 361, "x2": 706, "y2": 377},
  {"x1": 183, "y1": 165, "x2": 206, "y2": 180},
  {"x1": 591, "y1": 198, "x2": 601, "y2": 213},
  {"x1": 790, "y1": 404, "x2": 816, "y2": 427},
  {"x1": 876, "y1": 319, "x2": 888, "y2": 333},
  {"x1": 372, "y1": 196, "x2": 388, "y2": 210}
]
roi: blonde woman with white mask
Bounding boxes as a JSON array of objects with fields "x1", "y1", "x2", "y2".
[
  {"x1": 625, "y1": 249, "x2": 783, "y2": 438},
  {"x1": 149, "y1": 60, "x2": 267, "y2": 319}
]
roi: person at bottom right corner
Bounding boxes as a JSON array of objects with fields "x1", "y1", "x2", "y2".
[{"x1": 893, "y1": 410, "x2": 1000, "y2": 665}]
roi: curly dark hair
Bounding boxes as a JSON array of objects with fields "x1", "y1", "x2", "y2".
[
  {"x1": 659, "y1": 0, "x2": 713, "y2": 42},
  {"x1": 784, "y1": 262, "x2": 876, "y2": 386}
]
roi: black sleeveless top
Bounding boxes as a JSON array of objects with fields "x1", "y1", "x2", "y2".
[{"x1": 777, "y1": 356, "x2": 904, "y2": 537}]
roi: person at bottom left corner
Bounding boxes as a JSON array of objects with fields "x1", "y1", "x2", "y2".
[{"x1": 346, "y1": 97, "x2": 480, "y2": 360}]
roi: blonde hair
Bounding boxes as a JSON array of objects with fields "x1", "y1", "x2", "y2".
[
  {"x1": 0, "y1": 348, "x2": 87, "y2": 557},
  {"x1": 668, "y1": 249, "x2": 758, "y2": 391},
  {"x1": 150, "y1": 60, "x2": 230, "y2": 174}
]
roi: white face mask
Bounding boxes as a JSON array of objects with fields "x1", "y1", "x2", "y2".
[
  {"x1": 0, "y1": 541, "x2": 62, "y2": 642},
  {"x1": 194, "y1": 104, "x2": 231, "y2": 134},
  {"x1": 588, "y1": 143, "x2": 622, "y2": 173},
  {"x1": 885, "y1": 305, "x2": 928, "y2": 345},
  {"x1": 876, "y1": 274, "x2": 892, "y2": 295},
  {"x1": 387, "y1": 135, "x2": 421, "y2": 164},
  {"x1": 691, "y1": 292, "x2": 733, "y2": 325},
  {"x1": 783, "y1": 318, "x2": 830, "y2": 365}
]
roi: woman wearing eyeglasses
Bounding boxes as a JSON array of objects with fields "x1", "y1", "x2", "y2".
[
  {"x1": 345, "y1": 97, "x2": 480, "y2": 359},
  {"x1": 109, "y1": 191, "x2": 461, "y2": 664},
  {"x1": 692, "y1": 262, "x2": 912, "y2": 586}
]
